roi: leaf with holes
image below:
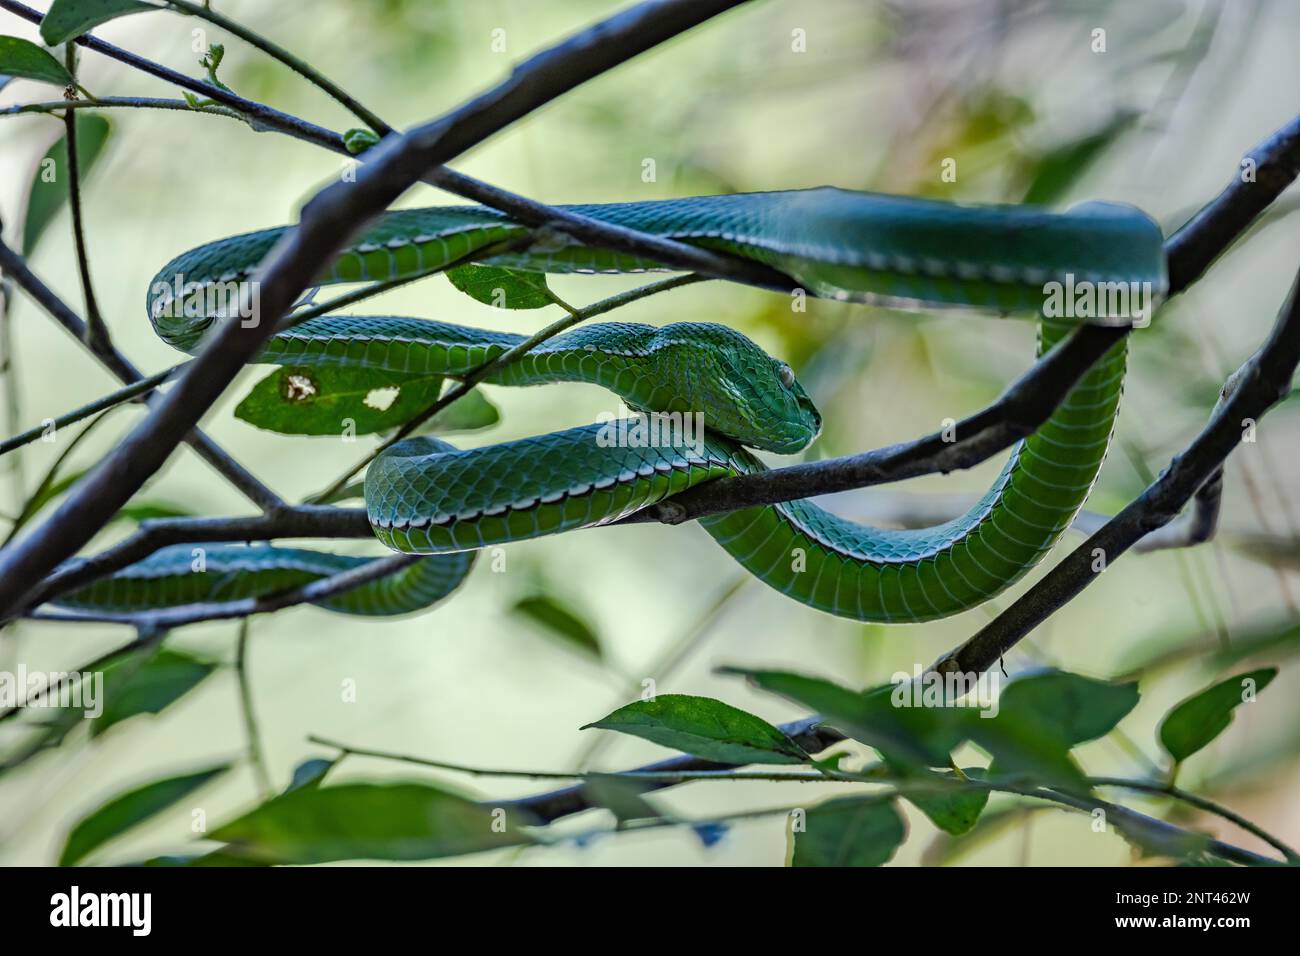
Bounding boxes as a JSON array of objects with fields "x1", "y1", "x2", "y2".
[
  {"x1": 25, "y1": 113, "x2": 112, "y2": 254},
  {"x1": 446, "y1": 264, "x2": 556, "y2": 309},
  {"x1": 39, "y1": 0, "x2": 157, "y2": 44},
  {"x1": 790, "y1": 797, "x2": 907, "y2": 867},
  {"x1": 581, "y1": 694, "x2": 810, "y2": 765},
  {"x1": 0, "y1": 36, "x2": 72, "y2": 86},
  {"x1": 235, "y1": 365, "x2": 444, "y2": 436},
  {"x1": 1159, "y1": 668, "x2": 1277, "y2": 764}
]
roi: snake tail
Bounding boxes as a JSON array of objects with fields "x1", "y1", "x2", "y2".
[{"x1": 52, "y1": 545, "x2": 474, "y2": 617}]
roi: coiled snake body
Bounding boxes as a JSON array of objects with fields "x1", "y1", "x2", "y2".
[{"x1": 56, "y1": 189, "x2": 1166, "y2": 623}]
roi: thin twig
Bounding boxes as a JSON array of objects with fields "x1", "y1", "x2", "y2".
[
  {"x1": 235, "y1": 619, "x2": 273, "y2": 798},
  {"x1": 61, "y1": 46, "x2": 110, "y2": 355},
  {"x1": 0, "y1": 363, "x2": 186, "y2": 457},
  {"x1": 1091, "y1": 776, "x2": 1300, "y2": 863}
]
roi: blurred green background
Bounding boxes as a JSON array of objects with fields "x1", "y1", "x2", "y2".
[{"x1": 1, "y1": 0, "x2": 1298, "y2": 865}]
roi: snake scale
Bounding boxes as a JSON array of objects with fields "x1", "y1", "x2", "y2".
[{"x1": 54, "y1": 188, "x2": 1166, "y2": 623}]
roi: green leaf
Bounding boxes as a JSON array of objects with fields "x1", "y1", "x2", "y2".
[
  {"x1": 39, "y1": 0, "x2": 156, "y2": 45},
  {"x1": 210, "y1": 782, "x2": 533, "y2": 864},
  {"x1": 235, "y1": 365, "x2": 443, "y2": 436},
  {"x1": 1020, "y1": 113, "x2": 1137, "y2": 206},
  {"x1": 920, "y1": 803, "x2": 1052, "y2": 867},
  {"x1": 962, "y1": 671, "x2": 1136, "y2": 792},
  {"x1": 723, "y1": 668, "x2": 966, "y2": 768},
  {"x1": 581, "y1": 694, "x2": 809, "y2": 765},
  {"x1": 418, "y1": 386, "x2": 500, "y2": 434},
  {"x1": 789, "y1": 797, "x2": 907, "y2": 867},
  {"x1": 59, "y1": 764, "x2": 228, "y2": 866},
  {"x1": 446, "y1": 264, "x2": 556, "y2": 309},
  {"x1": 92, "y1": 648, "x2": 217, "y2": 736},
  {"x1": 994, "y1": 671, "x2": 1139, "y2": 746},
  {"x1": 512, "y1": 594, "x2": 602, "y2": 660},
  {"x1": 17, "y1": 467, "x2": 89, "y2": 523},
  {"x1": 0, "y1": 36, "x2": 72, "y2": 86},
  {"x1": 904, "y1": 769, "x2": 989, "y2": 837},
  {"x1": 732, "y1": 667, "x2": 1130, "y2": 792},
  {"x1": 1159, "y1": 668, "x2": 1278, "y2": 763},
  {"x1": 110, "y1": 501, "x2": 195, "y2": 525},
  {"x1": 24, "y1": 113, "x2": 112, "y2": 254}
]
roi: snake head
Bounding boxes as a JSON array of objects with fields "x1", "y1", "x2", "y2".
[{"x1": 646, "y1": 323, "x2": 821, "y2": 454}]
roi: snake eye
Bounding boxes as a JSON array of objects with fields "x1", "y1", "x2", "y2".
[{"x1": 777, "y1": 363, "x2": 796, "y2": 389}]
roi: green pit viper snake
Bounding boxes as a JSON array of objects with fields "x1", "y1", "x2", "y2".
[{"x1": 54, "y1": 189, "x2": 1167, "y2": 623}]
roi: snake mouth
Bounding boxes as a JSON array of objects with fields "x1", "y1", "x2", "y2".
[{"x1": 749, "y1": 419, "x2": 820, "y2": 455}]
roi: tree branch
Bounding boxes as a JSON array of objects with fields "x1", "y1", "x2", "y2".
[
  {"x1": 0, "y1": 363, "x2": 186, "y2": 457},
  {"x1": 936, "y1": 264, "x2": 1300, "y2": 676}
]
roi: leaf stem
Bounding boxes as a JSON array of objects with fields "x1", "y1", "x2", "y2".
[
  {"x1": 61, "y1": 47, "x2": 110, "y2": 355},
  {"x1": 163, "y1": 0, "x2": 389, "y2": 133},
  {"x1": 235, "y1": 619, "x2": 273, "y2": 798}
]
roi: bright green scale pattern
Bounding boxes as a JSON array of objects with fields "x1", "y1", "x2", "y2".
[{"x1": 54, "y1": 189, "x2": 1164, "y2": 623}]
